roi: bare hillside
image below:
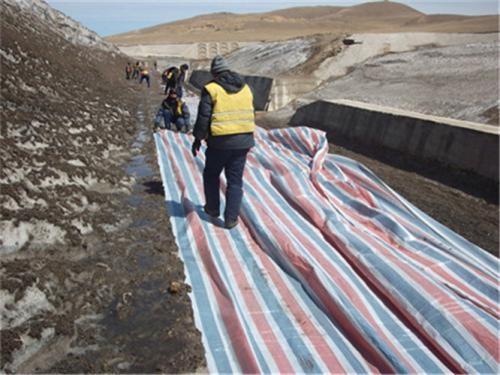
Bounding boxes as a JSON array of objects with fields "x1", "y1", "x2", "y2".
[
  {"x1": 334, "y1": 1, "x2": 423, "y2": 18},
  {"x1": 1, "y1": 0, "x2": 204, "y2": 372},
  {"x1": 107, "y1": 1, "x2": 498, "y2": 45}
]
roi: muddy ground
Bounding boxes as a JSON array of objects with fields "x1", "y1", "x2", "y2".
[
  {"x1": 1, "y1": 3, "x2": 206, "y2": 371},
  {"x1": 1, "y1": 72, "x2": 206, "y2": 373}
]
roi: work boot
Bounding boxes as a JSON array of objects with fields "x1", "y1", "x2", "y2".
[
  {"x1": 224, "y1": 219, "x2": 238, "y2": 230},
  {"x1": 204, "y1": 205, "x2": 219, "y2": 218}
]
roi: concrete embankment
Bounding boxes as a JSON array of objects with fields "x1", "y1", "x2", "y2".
[
  {"x1": 290, "y1": 99, "x2": 499, "y2": 182},
  {"x1": 116, "y1": 41, "x2": 244, "y2": 59},
  {"x1": 188, "y1": 69, "x2": 273, "y2": 111}
]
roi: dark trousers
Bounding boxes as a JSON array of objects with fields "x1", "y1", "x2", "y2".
[
  {"x1": 161, "y1": 111, "x2": 188, "y2": 132},
  {"x1": 164, "y1": 82, "x2": 175, "y2": 94},
  {"x1": 203, "y1": 148, "x2": 249, "y2": 222},
  {"x1": 175, "y1": 85, "x2": 184, "y2": 98},
  {"x1": 140, "y1": 75, "x2": 150, "y2": 87}
]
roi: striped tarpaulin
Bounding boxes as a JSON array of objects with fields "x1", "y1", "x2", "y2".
[{"x1": 154, "y1": 126, "x2": 499, "y2": 374}]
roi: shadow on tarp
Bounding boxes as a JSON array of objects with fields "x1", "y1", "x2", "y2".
[
  {"x1": 142, "y1": 180, "x2": 164, "y2": 196},
  {"x1": 189, "y1": 70, "x2": 273, "y2": 111},
  {"x1": 165, "y1": 199, "x2": 225, "y2": 228}
]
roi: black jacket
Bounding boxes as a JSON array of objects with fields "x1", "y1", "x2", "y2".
[
  {"x1": 193, "y1": 71, "x2": 255, "y2": 150},
  {"x1": 154, "y1": 98, "x2": 190, "y2": 125}
]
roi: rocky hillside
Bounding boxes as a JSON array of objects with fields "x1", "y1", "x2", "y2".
[
  {"x1": 1, "y1": 0, "x2": 138, "y2": 252},
  {"x1": 8, "y1": 0, "x2": 118, "y2": 52},
  {"x1": 1, "y1": 2, "x2": 206, "y2": 373}
]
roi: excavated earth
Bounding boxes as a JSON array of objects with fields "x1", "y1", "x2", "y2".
[
  {"x1": 1, "y1": 1, "x2": 498, "y2": 373},
  {"x1": 1, "y1": 2, "x2": 204, "y2": 373}
]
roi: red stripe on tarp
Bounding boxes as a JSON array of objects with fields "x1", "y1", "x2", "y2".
[{"x1": 213, "y1": 225, "x2": 296, "y2": 373}]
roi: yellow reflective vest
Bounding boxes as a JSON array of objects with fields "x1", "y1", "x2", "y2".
[
  {"x1": 175, "y1": 100, "x2": 184, "y2": 116},
  {"x1": 162, "y1": 99, "x2": 184, "y2": 116},
  {"x1": 205, "y1": 82, "x2": 255, "y2": 136}
]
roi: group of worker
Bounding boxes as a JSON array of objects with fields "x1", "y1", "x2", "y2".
[
  {"x1": 125, "y1": 61, "x2": 151, "y2": 87},
  {"x1": 124, "y1": 60, "x2": 191, "y2": 131},
  {"x1": 154, "y1": 63, "x2": 191, "y2": 132},
  {"x1": 126, "y1": 56, "x2": 253, "y2": 229},
  {"x1": 155, "y1": 55, "x2": 255, "y2": 230}
]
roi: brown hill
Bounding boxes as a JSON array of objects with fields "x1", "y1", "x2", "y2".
[
  {"x1": 106, "y1": 1, "x2": 498, "y2": 45},
  {"x1": 266, "y1": 6, "x2": 344, "y2": 19},
  {"x1": 334, "y1": 1, "x2": 423, "y2": 18},
  {"x1": 404, "y1": 14, "x2": 499, "y2": 33}
]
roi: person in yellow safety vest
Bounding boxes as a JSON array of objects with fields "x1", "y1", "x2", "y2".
[
  {"x1": 139, "y1": 66, "x2": 150, "y2": 88},
  {"x1": 125, "y1": 62, "x2": 132, "y2": 80},
  {"x1": 191, "y1": 55, "x2": 255, "y2": 230},
  {"x1": 154, "y1": 89, "x2": 191, "y2": 132},
  {"x1": 163, "y1": 66, "x2": 179, "y2": 94}
]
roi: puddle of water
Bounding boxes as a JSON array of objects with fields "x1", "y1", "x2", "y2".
[
  {"x1": 125, "y1": 119, "x2": 156, "y2": 220},
  {"x1": 129, "y1": 217, "x2": 152, "y2": 229},
  {"x1": 126, "y1": 154, "x2": 153, "y2": 178},
  {"x1": 126, "y1": 194, "x2": 143, "y2": 207},
  {"x1": 131, "y1": 129, "x2": 148, "y2": 148},
  {"x1": 126, "y1": 128, "x2": 154, "y2": 178}
]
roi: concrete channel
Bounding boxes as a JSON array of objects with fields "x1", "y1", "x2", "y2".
[{"x1": 290, "y1": 99, "x2": 499, "y2": 182}]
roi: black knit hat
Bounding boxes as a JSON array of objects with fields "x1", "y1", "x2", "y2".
[{"x1": 210, "y1": 55, "x2": 229, "y2": 75}]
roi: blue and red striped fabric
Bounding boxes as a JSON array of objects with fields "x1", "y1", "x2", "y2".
[{"x1": 154, "y1": 126, "x2": 499, "y2": 374}]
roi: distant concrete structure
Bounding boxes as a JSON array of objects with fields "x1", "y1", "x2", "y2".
[
  {"x1": 267, "y1": 77, "x2": 322, "y2": 111},
  {"x1": 197, "y1": 42, "x2": 240, "y2": 59},
  {"x1": 116, "y1": 42, "x2": 242, "y2": 59},
  {"x1": 290, "y1": 99, "x2": 499, "y2": 182}
]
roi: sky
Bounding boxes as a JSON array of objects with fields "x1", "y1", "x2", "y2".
[{"x1": 46, "y1": 0, "x2": 499, "y2": 37}]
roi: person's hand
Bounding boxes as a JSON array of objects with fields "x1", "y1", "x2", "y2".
[{"x1": 192, "y1": 139, "x2": 201, "y2": 157}]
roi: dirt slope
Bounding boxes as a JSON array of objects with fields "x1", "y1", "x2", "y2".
[{"x1": 1, "y1": 1, "x2": 204, "y2": 372}]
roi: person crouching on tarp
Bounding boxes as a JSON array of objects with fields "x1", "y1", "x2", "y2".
[{"x1": 154, "y1": 89, "x2": 191, "y2": 132}]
